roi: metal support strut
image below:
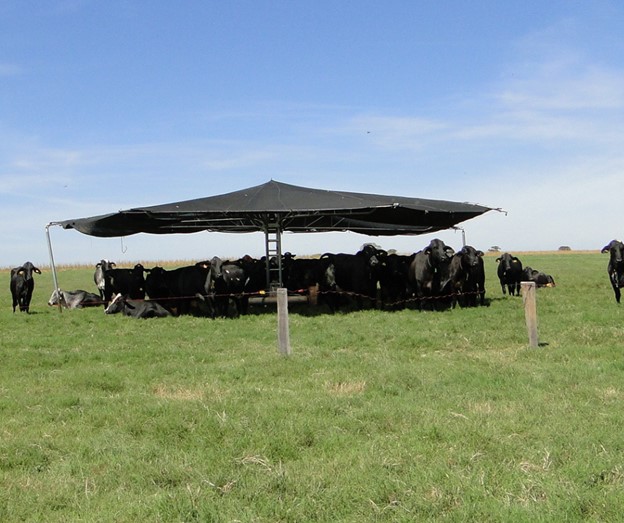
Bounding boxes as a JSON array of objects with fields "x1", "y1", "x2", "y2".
[
  {"x1": 45, "y1": 222, "x2": 63, "y2": 312},
  {"x1": 264, "y1": 221, "x2": 283, "y2": 290}
]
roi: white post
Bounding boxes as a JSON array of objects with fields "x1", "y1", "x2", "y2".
[
  {"x1": 276, "y1": 288, "x2": 291, "y2": 355},
  {"x1": 521, "y1": 281, "x2": 538, "y2": 348}
]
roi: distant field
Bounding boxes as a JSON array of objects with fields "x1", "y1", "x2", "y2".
[{"x1": 1, "y1": 252, "x2": 623, "y2": 521}]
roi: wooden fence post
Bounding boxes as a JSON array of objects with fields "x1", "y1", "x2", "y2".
[
  {"x1": 276, "y1": 288, "x2": 292, "y2": 355},
  {"x1": 521, "y1": 281, "x2": 539, "y2": 348}
]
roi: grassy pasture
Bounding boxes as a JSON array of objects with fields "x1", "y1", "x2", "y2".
[{"x1": 1, "y1": 252, "x2": 623, "y2": 522}]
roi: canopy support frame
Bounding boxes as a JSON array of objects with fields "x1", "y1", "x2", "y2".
[
  {"x1": 45, "y1": 222, "x2": 63, "y2": 312},
  {"x1": 263, "y1": 215, "x2": 283, "y2": 289}
]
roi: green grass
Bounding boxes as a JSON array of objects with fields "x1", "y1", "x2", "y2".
[{"x1": 1, "y1": 253, "x2": 623, "y2": 521}]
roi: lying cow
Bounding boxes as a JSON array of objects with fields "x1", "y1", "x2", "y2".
[
  {"x1": 104, "y1": 293, "x2": 171, "y2": 318},
  {"x1": 601, "y1": 240, "x2": 624, "y2": 303},
  {"x1": 48, "y1": 289, "x2": 102, "y2": 309},
  {"x1": 522, "y1": 267, "x2": 556, "y2": 288},
  {"x1": 10, "y1": 261, "x2": 41, "y2": 313}
]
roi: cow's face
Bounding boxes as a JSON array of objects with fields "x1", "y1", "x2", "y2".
[
  {"x1": 459, "y1": 246, "x2": 482, "y2": 268},
  {"x1": 97, "y1": 259, "x2": 116, "y2": 271},
  {"x1": 210, "y1": 256, "x2": 224, "y2": 279},
  {"x1": 20, "y1": 261, "x2": 41, "y2": 281},
  {"x1": 427, "y1": 239, "x2": 454, "y2": 267},
  {"x1": 602, "y1": 240, "x2": 624, "y2": 265},
  {"x1": 496, "y1": 253, "x2": 516, "y2": 271},
  {"x1": 48, "y1": 289, "x2": 64, "y2": 306},
  {"x1": 105, "y1": 293, "x2": 125, "y2": 314}
]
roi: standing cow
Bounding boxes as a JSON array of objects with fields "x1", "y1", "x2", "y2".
[
  {"x1": 103, "y1": 263, "x2": 146, "y2": 306},
  {"x1": 442, "y1": 245, "x2": 486, "y2": 307},
  {"x1": 496, "y1": 253, "x2": 523, "y2": 296},
  {"x1": 319, "y1": 244, "x2": 387, "y2": 311},
  {"x1": 10, "y1": 261, "x2": 41, "y2": 313},
  {"x1": 409, "y1": 239, "x2": 455, "y2": 309},
  {"x1": 94, "y1": 260, "x2": 116, "y2": 300},
  {"x1": 378, "y1": 253, "x2": 414, "y2": 310},
  {"x1": 601, "y1": 240, "x2": 624, "y2": 303},
  {"x1": 144, "y1": 261, "x2": 214, "y2": 316},
  {"x1": 211, "y1": 257, "x2": 249, "y2": 318}
]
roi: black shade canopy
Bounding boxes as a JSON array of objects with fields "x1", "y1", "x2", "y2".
[{"x1": 58, "y1": 180, "x2": 493, "y2": 237}]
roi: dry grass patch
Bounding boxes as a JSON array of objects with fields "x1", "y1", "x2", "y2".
[
  {"x1": 152, "y1": 384, "x2": 206, "y2": 401},
  {"x1": 597, "y1": 386, "x2": 621, "y2": 402},
  {"x1": 325, "y1": 380, "x2": 367, "y2": 395}
]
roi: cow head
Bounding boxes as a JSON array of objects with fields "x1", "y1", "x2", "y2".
[
  {"x1": 96, "y1": 259, "x2": 116, "y2": 271},
  {"x1": 425, "y1": 239, "x2": 455, "y2": 268},
  {"x1": 522, "y1": 266, "x2": 534, "y2": 280},
  {"x1": 210, "y1": 256, "x2": 224, "y2": 279},
  {"x1": 105, "y1": 293, "x2": 128, "y2": 314},
  {"x1": 358, "y1": 244, "x2": 388, "y2": 268},
  {"x1": 602, "y1": 240, "x2": 624, "y2": 265},
  {"x1": 543, "y1": 275, "x2": 556, "y2": 287},
  {"x1": 458, "y1": 245, "x2": 483, "y2": 268},
  {"x1": 496, "y1": 253, "x2": 521, "y2": 272},
  {"x1": 18, "y1": 261, "x2": 41, "y2": 281},
  {"x1": 48, "y1": 289, "x2": 67, "y2": 307}
]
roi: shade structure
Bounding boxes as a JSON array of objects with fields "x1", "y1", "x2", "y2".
[
  {"x1": 57, "y1": 180, "x2": 493, "y2": 237},
  {"x1": 52, "y1": 180, "x2": 495, "y2": 288}
]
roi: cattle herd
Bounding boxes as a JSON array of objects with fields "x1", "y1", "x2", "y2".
[{"x1": 8, "y1": 238, "x2": 624, "y2": 318}]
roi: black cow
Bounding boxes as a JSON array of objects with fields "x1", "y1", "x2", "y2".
[
  {"x1": 442, "y1": 245, "x2": 485, "y2": 307},
  {"x1": 282, "y1": 253, "x2": 331, "y2": 293},
  {"x1": 104, "y1": 293, "x2": 171, "y2": 318},
  {"x1": 521, "y1": 267, "x2": 556, "y2": 288},
  {"x1": 211, "y1": 257, "x2": 248, "y2": 317},
  {"x1": 408, "y1": 239, "x2": 455, "y2": 309},
  {"x1": 48, "y1": 289, "x2": 102, "y2": 309},
  {"x1": 601, "y1": 240, "x2": 624, "y2": 303},
  {"x1": 144, "y1": 261, "x2": 214, "y2": 316},
  {"x1": 320, "y1": 244, "x2": 388, "y2": 311},
  {"x1": 94, "y1": 260, "x2": 116, "y2": 300},
  {"x1": 236, "y1": 255, "x2": 267, "y2": 295},
  {"x1": 10, "y1": 261, "x2": 41, "y2": 313},
  {"x1": 103, "y1": 263, "x2": 146, "y2": 306},
  {"x1": 496, "y1": 253, "x2": 523, "y2": 296},
  {"x1": 378, "y1": 253, "x2": 414, "y2": 310}
]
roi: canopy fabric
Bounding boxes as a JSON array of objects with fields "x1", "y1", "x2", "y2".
[{"x1": 57, "y1": 180, "x2": 493, "y2": 238}]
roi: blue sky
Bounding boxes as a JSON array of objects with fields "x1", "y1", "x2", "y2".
[{"x1": 2, "y1": 1, "x2": 623, "y2": 267}]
